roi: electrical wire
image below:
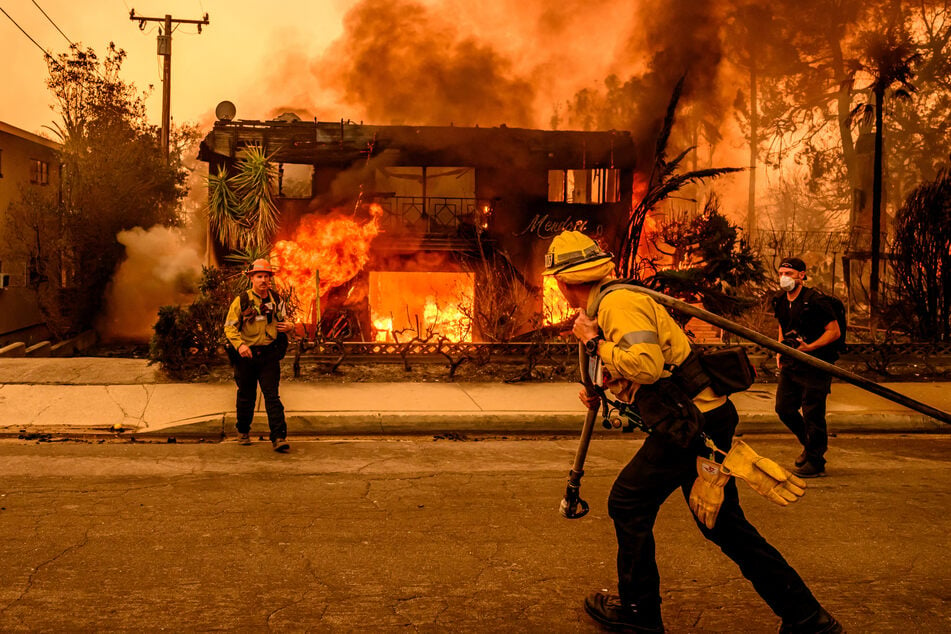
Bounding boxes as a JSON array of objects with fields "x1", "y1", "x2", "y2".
[
  {"x1": 0, "y1": 5, "x2": 52, "y2": 59},
  {"x1": 31, "y1": 0, "x2": 73, "y2": 46}
]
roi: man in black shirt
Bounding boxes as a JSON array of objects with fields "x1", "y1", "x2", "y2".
[{"x1": 771, "y1": 257, "x2": 841, "y2": 478}]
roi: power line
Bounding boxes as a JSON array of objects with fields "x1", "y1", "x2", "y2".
[
  {"x1": 31, "y1": 0, "x2": 73, "y2": 46},
  {"x1": 128, "y1": 9, "x2": 210, "y2": 159},
  {"x1": 0, "y1": 5, "x2": 52, "y2": 59}
]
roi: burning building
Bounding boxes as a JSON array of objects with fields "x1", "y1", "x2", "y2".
[{"x1": 198, "y1": 111, "x2": 637, "y2": 342}]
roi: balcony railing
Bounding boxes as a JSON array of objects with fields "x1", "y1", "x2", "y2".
[{"x1": 371, "y1": 196, "x2": 488, "y2": 235}]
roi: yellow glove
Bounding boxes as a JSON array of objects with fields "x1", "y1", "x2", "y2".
[
  {"x1": 689, "y1": 456, "x2": 731, "y2": 529},
  {"x1": 720, "y1": 440, "x2": 807, "y2": 506}
]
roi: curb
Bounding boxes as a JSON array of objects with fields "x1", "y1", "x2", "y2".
[{"x1": 3, "y1": 411, "x2": 947, "y2": 441}]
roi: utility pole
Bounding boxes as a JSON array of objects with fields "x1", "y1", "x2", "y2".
[{"x1": 129, "y1": 9, "x2": 209, "y2": 160}]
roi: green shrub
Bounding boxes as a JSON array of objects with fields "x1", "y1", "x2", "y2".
[{"x1": 149, "y1": 266, "x2": 243, "y2": 375}]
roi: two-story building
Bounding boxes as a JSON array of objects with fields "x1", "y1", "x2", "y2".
[
  {"x1": 0, "y1": 121, "x2": 61, "y2": 345},
  {"x1": 198, "y1": 115, "x2": 637, "y2": 341}
]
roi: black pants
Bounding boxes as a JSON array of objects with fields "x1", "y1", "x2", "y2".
[
  {"x1": 607, "y1": 400, "x2": 820, "y2": 622},
  {"x1": 775, "y1": 366, "x2": 832, "y2": 468},
  {"x1": 233, "y1": 345, "x2": 286, "y2": 441}
]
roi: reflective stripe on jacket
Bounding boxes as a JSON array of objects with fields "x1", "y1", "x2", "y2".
[{"x1": 586, "y1": 276, "x2": 726, "y2": 413}]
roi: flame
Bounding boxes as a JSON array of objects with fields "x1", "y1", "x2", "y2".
[
  {"x1": 369, "y1": 271, "x2": 473, "y2": 342},
  {"x1": 632, "y1": 171, "x2": 650, "y2": 205},
  {"x1": 271, "y1": 204, "x2": 383, "y2": 320},
  {"x1": 542, "y1": 275, "x2": 574, "y2": 325},
  {"x1": 372, "y1": 316, "x2": 393, "y2": 342}
]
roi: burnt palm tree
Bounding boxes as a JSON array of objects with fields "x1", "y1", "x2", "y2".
[
  {"x1": 852, "y1": 29, "x2": 920, "y2": 317},
  {"x1": 617, "y1": 75, "x2": 744, "y2": 278}
]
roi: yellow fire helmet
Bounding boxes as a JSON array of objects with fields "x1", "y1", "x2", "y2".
[
  {"x1": 543, "y1": 230, "x2": 614, "y2": 283},
  {"x1": 246, "y1": 258, "x2": 275, "y2": 276}
]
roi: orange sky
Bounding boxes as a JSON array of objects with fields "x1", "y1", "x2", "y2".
[{"x1": 0, "y1": 0, "x2": 353, "y2": 135}]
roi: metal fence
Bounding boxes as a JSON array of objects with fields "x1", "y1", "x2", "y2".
[
  {"x1": 294, "y1": 341, "x2": 951, "y2": 364},
  {"x1": 373, "y1": 196, "x2": 487, "y2": 235}
]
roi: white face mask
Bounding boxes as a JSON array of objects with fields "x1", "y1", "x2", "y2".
[{"x1": 779, "y1": 275, "x2": 797, "y2": 292}]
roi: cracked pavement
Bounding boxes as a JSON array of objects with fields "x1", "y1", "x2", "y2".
[{"x1": 0, "y1": 435, "x2": 948, "y2": 632}]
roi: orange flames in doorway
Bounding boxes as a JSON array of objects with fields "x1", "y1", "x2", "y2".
[
  {"x1": 542, "y1": 275, "x2": 574, "y2": 326},
  {"x1": 271, "y1": 204, "x2": 383, "y2": 321},
  {"x1": 369, "y1": 271, "x2": 473, "y2": 342}
]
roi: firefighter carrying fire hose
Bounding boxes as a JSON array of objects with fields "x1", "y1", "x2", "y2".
[{"x1": 545, "y1": 230, "x2": 843, "y2": 634}]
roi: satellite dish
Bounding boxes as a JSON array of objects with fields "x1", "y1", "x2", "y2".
[{"x1": 215, "y1": 101, "x2": 237, "y2": 121}]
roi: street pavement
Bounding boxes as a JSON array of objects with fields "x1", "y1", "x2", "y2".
[
  {"x1": 0, "y1": 358, "x2": 950, "y2": 438},
  {"x1": 0, "y1": 435, "x2": 948, "y2": 632}
]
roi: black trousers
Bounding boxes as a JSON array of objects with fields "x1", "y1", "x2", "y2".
[
  {"x1": 233, "y1": 345, "x2": 286, "y2": 441},
  {"x1": 607, "y1": 400, "x2": 820, "y2": 622},
  {"x1": 775, "y1": 366, "x2": 832, "y2": 468}
]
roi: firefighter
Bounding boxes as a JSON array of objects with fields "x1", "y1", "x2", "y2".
[
  {"x1": 224, "y1": 259, "x2": 294, "y2": 453},
  {"x1": 544, "y1": 231, "x2": 842, "y2": 633}
]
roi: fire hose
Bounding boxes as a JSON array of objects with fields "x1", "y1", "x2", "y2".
[{"x1": 560, "y1": 284, "x2": 951, "y2": 519}]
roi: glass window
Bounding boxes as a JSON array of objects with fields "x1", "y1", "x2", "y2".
[
  {"x1": 279, "y1": 163, "x2": 313, "y2": 198},
  {"x1": 547, "y1": 168, "x2": 619, "y2": 203},
  {"x1": 30, "y1": 159, "x2": 49, "y2": 185}
]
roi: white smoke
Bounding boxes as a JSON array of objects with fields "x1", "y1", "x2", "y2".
[{"x1": 99, "y1": 225, "x2": 204, "y2": 342}]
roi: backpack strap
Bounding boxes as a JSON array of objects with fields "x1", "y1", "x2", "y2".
[{"x1": 587, "y1": 279, "x2": 642, "y2": 318}]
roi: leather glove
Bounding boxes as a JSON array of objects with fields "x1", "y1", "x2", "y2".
[
  {"x1": 689, "y1": 456, "x2": 731, "y2": 529},
  {"x1": 720, "y1": 440, "x2": 807, "y2": 506}
]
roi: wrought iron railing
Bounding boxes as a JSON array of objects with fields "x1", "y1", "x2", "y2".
[{"x1": 372, "y1": 196, "x2": 487, "y2": 235}]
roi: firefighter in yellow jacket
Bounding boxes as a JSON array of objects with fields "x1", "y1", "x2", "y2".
[
  {"x1": 545, "y1": 230, "x2": 842, "y2": 634},
  {"x1": 224, "y1": 259, "x2": 294, "y2": 452}
]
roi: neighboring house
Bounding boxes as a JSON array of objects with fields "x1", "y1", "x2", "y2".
[
  {"x1": 0, "y1": 121, "x2": 61, "y2": 345},
  {"x1": 198, "y1": 115, "x2": 639, "y2": 340}
]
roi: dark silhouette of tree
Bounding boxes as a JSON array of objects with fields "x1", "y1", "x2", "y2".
[
  {"x1": 616, "y1": 76, "x2": 743, "y2": 279},
  {"x1": 852, "y1": 29, "x2": 920, "y2": 314},
  {"x1": 29, "y1": 44, "x2": 193, "y2": 336},
  {"x1": 890, "y1": 166, "x2": 951, "y2": 341},
  {"x1": 640, "y1": 196, "x2": 767, "y2": 318}
]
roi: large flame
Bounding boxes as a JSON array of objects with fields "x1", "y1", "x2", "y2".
[
  {"x1": 271, "y1": 204, "x2": 383, "y2": 320},
  {"x1": 370, "y1": 271, "x2": 473, "y2": 342},
  {"x1": 542, "y1": 275, "x2": 574, "y2": 326}
]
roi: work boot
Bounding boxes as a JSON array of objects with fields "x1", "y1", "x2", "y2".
[
  {"x1": 272, "y1": 438, "x2": 290, "y2": 453},
  {"x1": 238, "y1": 432, "x2": 252, "y2": 446},
  {"x1": 778, "y1": 606, "x2": 844, "y2": 633},
  {"x1": 583, "y1": 591, "x2": 663, "y2": 633},
  {"x1": 794, "y1": 450, "x2": 808, "y2": 468},
  {"x1": 792, "y1": 461, "x2": 825, "y2": 478}
]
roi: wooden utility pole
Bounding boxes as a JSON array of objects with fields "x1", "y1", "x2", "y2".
[{"x1": 129, "y1": 9, "x2": 209, "y2": 160}]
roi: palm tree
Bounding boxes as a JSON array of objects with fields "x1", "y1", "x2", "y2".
[
  {"x1": 617, "y1": 75, "x2": 744, "y2": 278},
  {"x1": 853, "y1": 29, "x2": 920, "y2": 317},
  {"x1": 205, "y1": 145, "x2": 280, "y2": 254}
]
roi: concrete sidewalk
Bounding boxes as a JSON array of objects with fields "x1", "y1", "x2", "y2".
[{"x1": 0, "y1": 358, "x2": 949, "y2": 438}]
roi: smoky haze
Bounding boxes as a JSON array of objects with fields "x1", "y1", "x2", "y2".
[
  {"x1": 316, "y1": 0, "x2": 536, "y2": 127},
  {"x1": 99, "y1": 226, "x2": 204, "y2": 342},
  {"x1": 262, "y1": 0, "x2": 730, "y2": 141}
]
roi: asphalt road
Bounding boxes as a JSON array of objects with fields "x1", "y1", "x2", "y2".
[{"x1": 0, "y1": 434, "x2": 948, "y2": 633}]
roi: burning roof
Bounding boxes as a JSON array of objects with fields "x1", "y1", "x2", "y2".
[{"x1": 198, "y1": 119, "x2": 636, "y2": 169}]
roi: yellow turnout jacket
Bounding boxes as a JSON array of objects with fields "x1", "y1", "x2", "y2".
[{"x1": 586, "y1": 276, "x2": 726, "y2": 413}]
